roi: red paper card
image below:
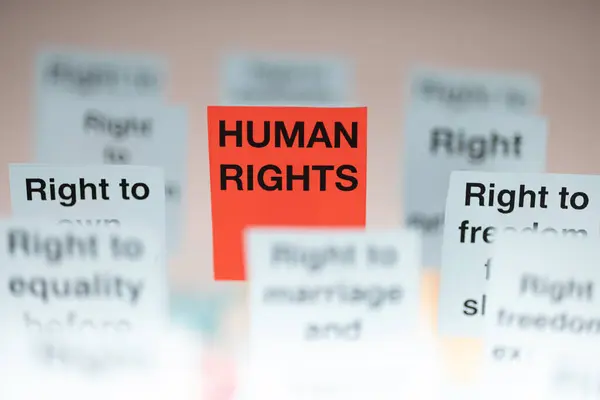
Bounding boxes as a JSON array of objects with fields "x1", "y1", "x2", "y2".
[{"x1": 207, "y1": 106, "x2": 367, "y2": 280}]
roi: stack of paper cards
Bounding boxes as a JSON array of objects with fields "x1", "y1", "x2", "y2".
[{"x1": 438, "y1": 171, "x2": 600, "y2": 339}]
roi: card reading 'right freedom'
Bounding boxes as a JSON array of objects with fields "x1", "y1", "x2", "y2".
[
  {"x1": 484, "y1": 235, "x2": 600, "y2": 363},
  {"x1": 438, "y1": 171, "x2": 600, "y2": 337},
  {"x1": 482, "y1": 235, "x2": 600, "y2": 399}
]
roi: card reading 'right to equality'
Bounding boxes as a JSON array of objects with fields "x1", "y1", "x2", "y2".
[
  {"x1": 0, "y1": 223, "x2": 189, "y2": 400},
  {"x1": 0, "y1": 222, "x2": 167, "y2": 340},
  {"x1": 438, "y1": 171, "x2": 600, "y2": 337}
]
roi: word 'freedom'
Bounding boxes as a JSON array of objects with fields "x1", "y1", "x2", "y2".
[{"x1": 218, "y1": 119, "x2": 360, "y2": 192}]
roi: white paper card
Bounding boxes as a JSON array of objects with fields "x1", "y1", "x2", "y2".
[
  {"x1": 409, "y1": 67, "x2": 540, "y2": 113},
  {"x1": 538, "y1": 349, "x2": 600, "y2": 400},
  {"x1": 483, "y1": 235, "x2": 600, "y2": 398},
  {"x1": 221, "y1": 53, "x2": 351, "y2": 106},
  {"x1": 0, "y1": 222, "x2": 166, "y2": 338},
  {"x1": 404, "y1": 110, "x2": 547, "y2": 267},
  {"x1": 9, "y1": 164, "x2": 166, "y2": 250},
  {"x1": 439, "y1": 171, "x2": 599, "y2": 337},
  {"x1": 0, "y1": 222, "x2": 168, "y2": 391},
  {"x1": 486, "y1": 236, "x2": 600, "y2": 356},
  {"x1": 35, "y1": 101, "x2": 187, "y2": 253},
  {"x1": 244, "y1": 228, "x2": 421, "y2": 398},
  {"x1": 36, "y1": 49, "x2": 166, "y2": 100},
  {"x1": 0, "y1": 223, "x2": 202, "y2": 400}
]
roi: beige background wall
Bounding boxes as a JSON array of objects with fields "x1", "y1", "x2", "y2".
[{"x1": 1, "y1": 0, "x2": 599, "y2": 386}]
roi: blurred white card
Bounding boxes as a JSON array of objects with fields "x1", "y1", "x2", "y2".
[
  {"x1": 409, "y1": 67, "x2": 540, "y2": 113},
  {"x1": 35, "y1": 101, "x2": 187, "y2": 253},
  {"x1": 243, "y1": 228, "x2": 421, "y2": 397},
  {"x1": 540, "y1": 349, "x2": 600, "y2": 400},
  {"x1": 403, "y1": 110, "x2": 547, "y2": 267},
  {"x1": 483, "y1": 235, "x2": 600, "y2": 399},
  {"x1": 221, "y1": 52, "x2": 352, "y2": 106},
  {"x1": 9, "y1": 164, "x2": 166, "y2": 252},
  {"x1": 486, "y1": 236, "x2": 600, "y2": 351},
  {"x1": 36, "y1": 49, "x2": 166, "y2": 100},
  {"x1": 0, "y1": 222, "x2": 167, "y2": 339},
  {"x1": 439, "y1": 171, "x2": 600, "y2": 337},
  {"x1": 0, "y1": 222, "x2": 170, "y2": 399}
]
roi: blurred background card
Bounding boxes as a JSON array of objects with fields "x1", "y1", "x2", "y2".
[
  {"x1": 244, "y1": 227, "x2": 422, "y2": 396},
  {"x1": 221, "y1": 52, "x2": 352, "y2": 106},
  {"x1": 483, "y1": 235, "x2": 600, "y2": 399},
  {"x1": 169, "y1": 292, "x2": 230, "y2": 340},
  {"x1": 403, "y1": 110, "x2": 547, "y2": 267},
  {"x1": 409, "y1": 67, "x2": 540, "y2": 114},
  {"x1": 35, "y1": 100, "x2": 187, "y2": 254},
  {"x1": 36, "y1": 49, "x2": 167, "y2": 101},
  {"x1": 0, "y1": 222, "x2": 167, "y2": 337}
]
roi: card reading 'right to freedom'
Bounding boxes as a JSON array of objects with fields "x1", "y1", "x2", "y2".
[{"x1": 438, "y1": 171, "x2": 600, "y2": 337}]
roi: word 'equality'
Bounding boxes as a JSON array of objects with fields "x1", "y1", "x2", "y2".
[
  {"x1": 219, "y1": 120, "x2": 358, "y2": 148},
  {"x1": 430, "y1": 127, "x2": 522, "y2": 163}
]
